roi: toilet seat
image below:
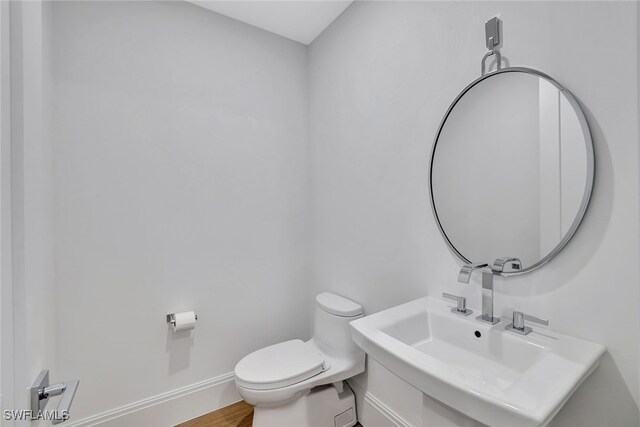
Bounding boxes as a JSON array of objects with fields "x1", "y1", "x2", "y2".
[{"x1": 235, "y1": 339, "x2": 325, "y2": 390}]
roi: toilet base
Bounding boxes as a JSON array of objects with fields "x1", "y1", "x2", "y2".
[{"x1": 252, "y1": 382, "x2": 357, "y2": 427}]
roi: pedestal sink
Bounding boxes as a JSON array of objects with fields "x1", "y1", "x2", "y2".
[{"x1": 350, "y1": 297, "x2": 605, "y2": 427}]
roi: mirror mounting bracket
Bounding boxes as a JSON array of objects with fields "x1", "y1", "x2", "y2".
[
  {"x1": 485, "y1": 17, "x2": 501, "y2": 50},
  {"x1": 481, "y1": 17, "x2": 502, "y2": 76}
]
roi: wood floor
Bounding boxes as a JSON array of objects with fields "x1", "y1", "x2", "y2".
[
  {"x1": 175, "y1": 401, "x2": 362, "y2": 427},
  {"x1": 176, "y1": 401, "x2": 253, "y2": 427}
]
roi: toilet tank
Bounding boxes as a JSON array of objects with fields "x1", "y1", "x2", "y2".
[{"x1": 313, "y1": 292, "x2": 363, "y2": 358}]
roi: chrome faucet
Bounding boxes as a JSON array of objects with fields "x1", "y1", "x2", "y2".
[
  {"x1": 458, "y1": 262, "x2": 499, "y2": 324},
  {"x1": 505, "y1": 310, "x2": 548, "y2": 335},
  {"x1": 458, "y1": 262, "x2": 490, "y2": 283},
  {"x1": 492, "y1": 257, "x2": 522, "y2": 273},
  {"x1": 457, "y1": 257, "x2": 522, "y2": 325}
]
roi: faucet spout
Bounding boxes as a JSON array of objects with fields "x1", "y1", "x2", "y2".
[
  {"x1": 457, "y1": 262, "x2": 489, "y2": 283},
  {"x1": 457, "y1": 262, "x2": 500, "y2": 325},
  {"x1": 492, "y1": 257, "x2": 522, "y2": 273}
]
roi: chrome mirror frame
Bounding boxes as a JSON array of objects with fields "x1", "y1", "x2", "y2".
[{"x1": 428, "y1": 67, "x2": 595, "y2": 276}]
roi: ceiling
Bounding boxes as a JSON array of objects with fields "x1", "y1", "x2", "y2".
[{"x1": 187, "y1": 1, "x2": 353, "y2": 45}]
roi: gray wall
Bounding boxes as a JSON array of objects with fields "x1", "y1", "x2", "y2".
[
  {"x1": 309, "y1": 2, "x2": 639, "y2": 425},
  {"x1": 52, "y1": 1, "x2": 310, "y2": 419},
  {"x1": 40, "y1": 1, "x2": 640, "y2": 425}
]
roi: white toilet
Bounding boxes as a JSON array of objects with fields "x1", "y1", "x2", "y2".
[{"x1": 234, "y1": 292, "x2": 365, "y2": 427}]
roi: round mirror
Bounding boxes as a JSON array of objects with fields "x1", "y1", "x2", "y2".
[{"x1": 429, "y1": 68, "x2": 594, "y2": 275}]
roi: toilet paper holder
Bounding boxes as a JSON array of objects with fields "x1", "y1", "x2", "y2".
[{"x1": 166, "y1": 312, "x2": 198, "y2": 326}]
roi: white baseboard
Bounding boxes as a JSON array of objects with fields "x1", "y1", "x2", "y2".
[
  {"x1": 361, "y1": 391, "x2": 412, "y2": 427},
  {"x1": 65, "y1": 372, "x2": 240, "y2": 427},
  {"x1": 63, "y1": 373, "x2": 409, "y2": 427}
]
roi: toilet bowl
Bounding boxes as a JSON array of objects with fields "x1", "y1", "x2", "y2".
[{"x1": 234, "y1": 292, "x2": 365, "y2": 427}]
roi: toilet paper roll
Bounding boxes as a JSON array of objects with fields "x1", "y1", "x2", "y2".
[{"x1": 172, "y1": 311, "x2": 197, "y2": 332}]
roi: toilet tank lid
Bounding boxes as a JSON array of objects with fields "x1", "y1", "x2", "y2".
[{"x1": 316, "y1": 292, "x2": 363, "y2": 317}]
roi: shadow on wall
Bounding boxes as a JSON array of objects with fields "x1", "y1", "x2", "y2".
[
  {"x1": 550, "y1": 353, "x2": 639, "y2": 427},
  {"x1": 497, "y1": 103, "x2": 613, "y2": 297},
  {"x1": 166, "y1": 328, "x2": 193, "y2": 374}
]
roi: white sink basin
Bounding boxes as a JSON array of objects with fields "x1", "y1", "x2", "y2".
[{"x1": 350, "y1": 297, "x2": 605, "y2": 427}]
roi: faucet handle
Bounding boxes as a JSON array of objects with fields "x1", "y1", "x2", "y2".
[
  {"x1": 506, "y1": 311, "x2": 549, "y2": 335},
  {"x1": 442, "y1": 293, "x2": 473, "y2": 316}
]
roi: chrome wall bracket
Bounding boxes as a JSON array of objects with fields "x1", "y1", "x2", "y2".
[
  {"x1": 481, "y1": 16, "x2": 502, "y2": 75},
  {"x1": 29, "y1": 370, "x2": 80, "y2": 424},
  {"x1": 485, "y1": 17, "x2": 500, "y2": 50}
]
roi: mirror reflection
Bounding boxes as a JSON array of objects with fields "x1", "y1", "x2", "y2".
[{"x1": 430, "y1": 70, "x2": 593, "y2": 272}]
